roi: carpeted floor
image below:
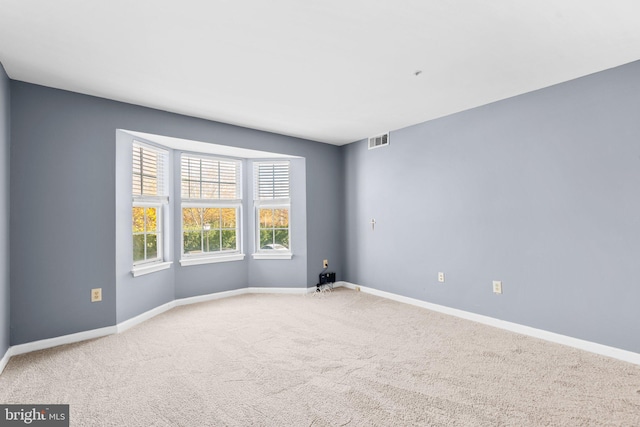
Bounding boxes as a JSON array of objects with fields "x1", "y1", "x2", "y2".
[{"x1": 1, "y1": 288, "x2": 639, "y2": 426}]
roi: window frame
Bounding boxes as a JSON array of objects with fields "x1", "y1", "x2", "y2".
[
  {"x1": 131, "y1": 141, "x2": 172, "y2": 276},
  {"x1": 253, "y1": 161, "x2": 292, "y2": 260},
  {"x1": 179, "y1": 153, "x2": 244, "y2": 266}
]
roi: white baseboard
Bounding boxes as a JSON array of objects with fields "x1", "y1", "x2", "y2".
[
  {"x1": 0, "y1": 285, "x2": 312, "y2": 373},
  {"x1": 175, "y1": 288, "x2": 248, "y2": 307},
  {"x1": 8, "y1": 326, "x2": 117, "y2": 359},
  {"x1": 247, "y1": 286, "x2": 314, "y2": 294},
  {"x1": 338, "y1": 281, "x2": 640, "y2": 366},
  {"x1": 117, "y1": 301, "x2": 176, "y2": 334},
  {"x1": 120, "y1": 287, "x2": 311, "y2": 333},
  {"x1": 0, "y1": 347, "x2": 10, "y2": 375}
]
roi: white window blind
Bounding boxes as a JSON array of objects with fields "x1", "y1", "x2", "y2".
[
  {"x1": 254, "y1": 162, "x2": 290, "y2": 200},
  {"x1": 133, "y1": 142, "x2": 166, "y2": 197},
  {"x1": 181, "y1": 155, "x2": 240, "y2": 200}
]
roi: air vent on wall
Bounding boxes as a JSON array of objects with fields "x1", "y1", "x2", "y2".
[{"x1": 368, "y1": 132, "x2": 389, "y2": 150}]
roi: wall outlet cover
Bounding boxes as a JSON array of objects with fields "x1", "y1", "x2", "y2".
[{"x1": 493, "y1": 281, "x2": 502, "y2": 294}]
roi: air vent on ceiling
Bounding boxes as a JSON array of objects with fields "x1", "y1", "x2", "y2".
[{"x1": 368, "y1": 132, "x2": 389, "y2": 150}]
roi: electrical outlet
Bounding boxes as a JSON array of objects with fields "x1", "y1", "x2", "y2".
[
  {"x1": 323, "y1": 259, "x2": 329, "y2": 269},
  {"x1": 492, "y1": 281, "x2": 502, "y2": 294},
  {"x1": 438, "y1": 272, "x2": 445, "y2": 282},
  {"x1": 91, "y1": 288, "x2": 102, "y2": 302},
  {"x1": 355, "y1": 286, "x2": 361, "y2": 292}
]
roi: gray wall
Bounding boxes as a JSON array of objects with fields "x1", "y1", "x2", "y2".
[
  {"x1": 343, "y1": 60, "x2": 640, "y2": 353},
  {"x1": 0, "y1": 63, "x2": 9, "y2": 357},
  {"x1": 11, "y1": 81, "x2": 343, "y2": 344}
]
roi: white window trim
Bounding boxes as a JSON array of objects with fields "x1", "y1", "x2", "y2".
[
  {"x1": 134, "y1": 195, "x2": 169, "y2": 204},
  {"x1": 180, "y1": 153, "x2": 244, "y2": 265},
  {"x1": 254, "y1": 202, "x2": 292, "y2": 256},
  {"x1": 181, "y1": 200, "x2": 241, "y2": 207},
  {"x1": 253, "y1": 161, "x2": 292, "y2": 259},
  {"x1": 180, "y1": 253, "x2": 246, "y2": 266},
  {"x1": 132, "y1": 205, "x2": 167, "y2": 270},
  {"x1": 252, "y1": 252, "x2": 293, "y2": 260},
  {"x1": 132, "y1": 141, "x2": 170, "y2": 274},
  {"x1": 132, "y1": 261, "x2": 173, "y2": 277}
]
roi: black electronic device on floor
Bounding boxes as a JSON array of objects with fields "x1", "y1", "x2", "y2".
[
  {"x1": 316, "y1": 272, "x2": 336, "y2": 292},
  {"x1": 319, "y1": 272, "x2": 336, "y2": 285}
]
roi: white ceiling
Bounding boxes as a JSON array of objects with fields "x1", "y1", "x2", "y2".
[{"x1": 1, "y1": 1, "x2": 640, "y2": 145}]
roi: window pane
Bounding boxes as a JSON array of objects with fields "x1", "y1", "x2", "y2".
[
  {"x1": 260, "y1": 229, "x2": 274, "y2": 249},
  {"x1": 180, "y1": 180, "x2": 191, "y2": 199},
  {"x1": 203, "y1": 208, "x2": 220, "y2": 229},
  {"x1": 221, "y1": 230, "x2": 236, "y2": 251},
  {"x1": 274, "y1": 230, "x2": 289, "y2": 249},
  {"x1": 183, "y1": 208, "x2": 202, "y2": 231},
  {"x1": 260, "y1": 209, "x2": 274, "y2": 228},
  {"x1": 145, "y1": 207, "x2": 158, "y2": 232},
  {"x1": 133, "y1": 207, "x2": 145, "y2": 233},
  {"x1": 183, "y1": 231, "x2": 202, "y2": 254},
  {"x1": 188, "y1": 181, "x2": 201, "y2": 199},
  {"x1": 181, "y1": 157, "x2": 200, "y2": 198},
  {"x1": 133, "y1": 234, "x2": 145, "y2": 262},
  {"x1": 201, "y1": 181, "x2": 218, "y2": 199},
  {"x1": 201, "y1": 159, "x2": 219, "y2": 182},
  {"x1": 220, "y1": 183, "x2": 236, "y2": 199},
  {"x1": 206, "y1": 230, "x2": 221, "y2": 252},
  {"x1": 274, "y1": 209, "x2": 289, "y2": 227},
  {"x1": 221, "y1": 208, "x2": 236, "y2": 228},
  {"x1": 146, "y1": 234, "x2": 158, "y2": 259}
]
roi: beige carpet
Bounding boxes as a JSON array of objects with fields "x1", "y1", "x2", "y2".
[{"x1": 1, "y1": 288, "x2": 639, "y2": 426}]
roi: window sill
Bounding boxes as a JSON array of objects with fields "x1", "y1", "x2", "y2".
[
  {"x1": 132, "y1": 261, "x2": 173, "y2": 277},
  {"x1": 252, "y1": 252, "x2": 293, "y2": 260},
  {"x1": 180, "y1": 253, "x2": 245, "y2": 267}
]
